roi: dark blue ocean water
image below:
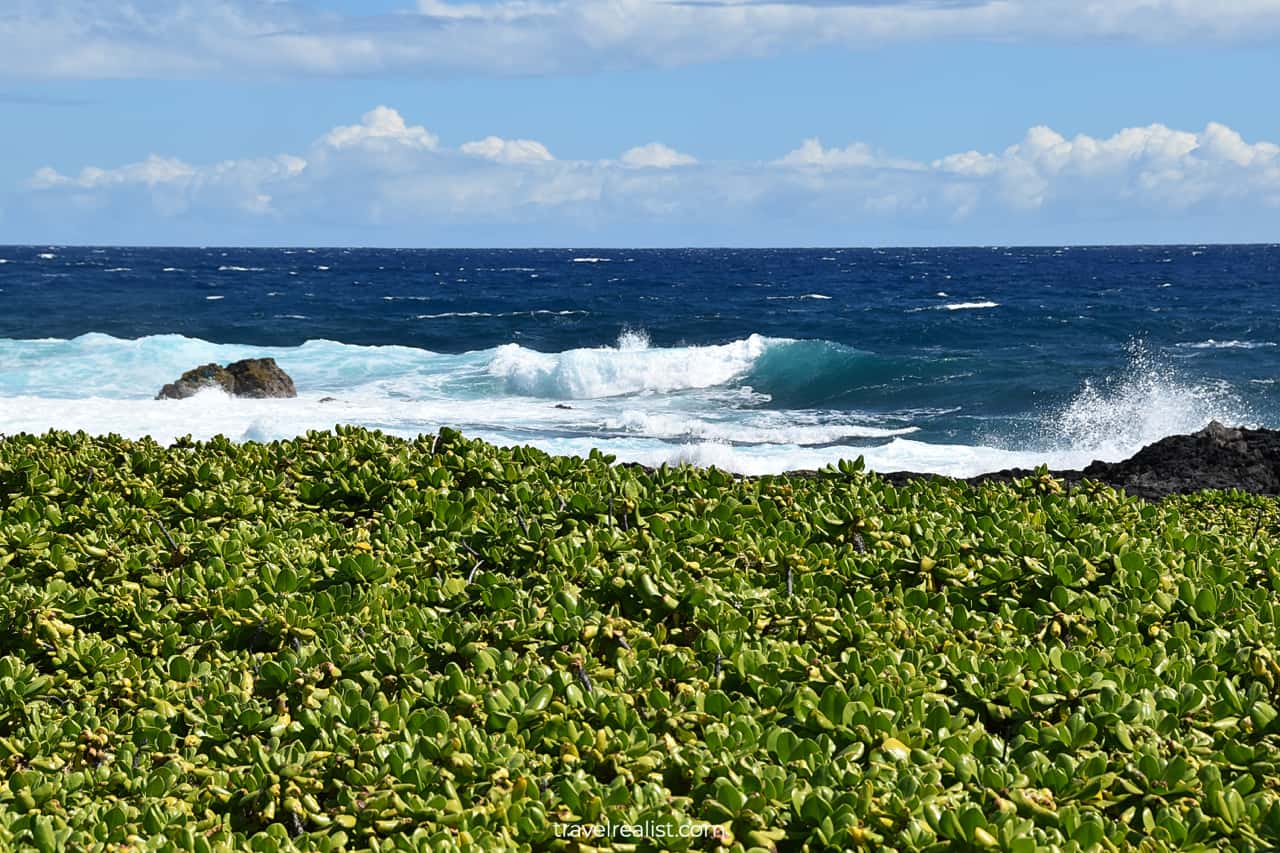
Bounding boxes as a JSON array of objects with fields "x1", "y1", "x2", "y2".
[{"x1": 1, "y1": 244, "x2": 1276, "y2": 474}]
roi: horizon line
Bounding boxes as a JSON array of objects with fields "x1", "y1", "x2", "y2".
[{"x1": 2, "y1": 241, "x2": 1278, "y2": 252}]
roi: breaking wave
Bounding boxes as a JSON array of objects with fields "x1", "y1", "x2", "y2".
[{"x1": 0, "y1": 331, "x2": 1264, "y2": 477}]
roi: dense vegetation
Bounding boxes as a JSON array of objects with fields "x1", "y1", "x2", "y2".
[{"x1": 1, "y1": 428, "x2": 1279, "y2": 852}]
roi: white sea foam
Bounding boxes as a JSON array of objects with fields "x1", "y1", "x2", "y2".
[
  {"x1": 38, "y1": 253, "x2": 55, "y2": 260},
  {"x1": 571, "y1": 257, "x2": 610, "y2": 263},
  {"x1": 622, "y1": 437, "x2": 1090, "y2": 478},
  {"x1": 0, "y1": 259, "x2": 9, "y2": 264},
  {"x1": 104, "y1": 267, "x2": 132, "y2": 273},
  {"x1": 317, "y1": 266, "x2": 331, "y2": 271},
  {"x1": 416, "y1": 310, "x2": 589, "y2": 320},
  {"x1": 162, "y1": 267, "x2": 181, "y2": 272},
  {"x1": 487, "y1": 330, "x2": 771, "y2": 399},
  {"x1": 206, "y1": 295, "x2": 225, "y2": 301},
  {"x1": 0, "y1": 383, "x2": 1038, "y2": 477},
  {"x1": 218, "y1": 266, "x2": 264, "y2": 272},
  {"x1": 766, "y1": 294, "x2": 832, "y2": 301},
  {"x1": 605, "y1": 409, "x2": 917, "y2": 446},
  {"x1": 942, "y1": 301, "x2": 999, "y2": 311},
  {"x1": 1177, "y1": 339, "x2": 1275, "y2": 350}
]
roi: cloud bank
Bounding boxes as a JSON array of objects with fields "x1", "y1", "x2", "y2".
[
  {"x1": 15, "y1": 107, "x2": 1280, "y2": 245},
  {"x1": 4, "y1": 1, "x2": 1280, "y2": 80}
]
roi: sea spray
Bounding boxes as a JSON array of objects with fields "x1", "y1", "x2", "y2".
[{"x1": 1042, "y1": 341, "x2": 1255, "y2": 462}]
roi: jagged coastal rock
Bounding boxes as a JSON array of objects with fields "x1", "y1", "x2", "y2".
[
  {"x1": 156, "y1": 358, "x2": 297, "y2": 400},
  {"x1": 877, "y1": 421, "x2": 1280, "y2": 500},
  {"x1": 1079, "y1": 421, "x2": 1280, "y2": 499}
]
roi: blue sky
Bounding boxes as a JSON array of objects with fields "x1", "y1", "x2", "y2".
[{"x1": 2, "y1": 0, "x2": 1280, "y2": 246}]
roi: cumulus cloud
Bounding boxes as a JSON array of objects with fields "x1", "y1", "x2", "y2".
[
  {"x1": 944, "y1": 123, "x2": 1280, "y2": 211},
  {"x1": 4, "y1": 1, "x2": 1280, "y2": 80},
  {"x1": 461, "y1": 136, "x2": 555, "y2": 164},
  {"x1": 620, "y1": 143, "x2": 698, "y2": 169},
  {"x1": 323, "y1": 107, "x2": 438, "y2": 151},
  {"x1": 777, "y1": 139, "x2": 924, "y2": 171},
  {"x1": 17, "y1": 110, "x2": 1280, "y2": 243}
]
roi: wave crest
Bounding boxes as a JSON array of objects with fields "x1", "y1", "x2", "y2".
[{"x1": 487, "y1": 331, "x2": 772, "y2": 399}]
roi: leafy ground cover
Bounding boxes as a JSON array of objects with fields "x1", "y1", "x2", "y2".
[{"x1": 1, "y1": 427, "x2": 1279, "y2": 852}]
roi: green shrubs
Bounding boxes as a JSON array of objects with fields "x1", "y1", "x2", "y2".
[{"x1": 1, "y1": 426, "x2": 1279, "y2": 851}]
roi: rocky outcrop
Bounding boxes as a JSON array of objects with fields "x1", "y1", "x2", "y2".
[
  {"x1": 1078, "y1": 421, "x2": 1280, "y2": 499},
  {"x1": 878, "y1": 421, "x2": 1280, "y2": 500},
  {"x1": 156, "y1": 358, "x2": 296, "y2": 400}
]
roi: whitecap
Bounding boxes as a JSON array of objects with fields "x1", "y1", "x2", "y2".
[
  {"x1": 942, "y1": 301, "x2": 999, "y2": 311},
  {"x1": 416, "y1": 309, "x2": 588, "y2": 320},
  {"x1": 766, "y1": 294, "x2": 833, "y2": 301},
  {"x1": 206, "y1": 295, "x2": 225, "y2": 301},
  {"x1": 218, "y1": 265, "x2": 264, "y2": 272},
  {"x1": 38, "y1": 253, "x2": 55, "y2": 260},
  {"x1": 1176, "y1": 339, "x2": 1275, "y2": 350},
  {"x1": 104, "y1": 267, "x2": 132, "y2": 273},
  {"x1": 908, "y1": 300, "x2": 1000, "y2": 313},
  {"x1": 571, "y1": 257, "x2": 610, "y2": 263}
]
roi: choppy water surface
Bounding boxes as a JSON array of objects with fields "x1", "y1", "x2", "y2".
[{"x1": 1, "y1": 245, "x2": 1276, "y2": 475}]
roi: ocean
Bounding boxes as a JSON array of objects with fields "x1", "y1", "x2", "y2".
[{"x1": 0, "y1": 244, "x2": 1276, "y2": 476}]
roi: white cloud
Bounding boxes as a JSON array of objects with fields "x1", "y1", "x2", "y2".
[
  {"x1": 25, "y1": 154, "x2": 307, "y2": 216},
  {"x1": 4, "y1": 1, "x2": 1280, "y2": 80},
  {"x1": 29, "y1": 156, "x2": 197, "y2": 190},
  {"x1": 620, "y1": 143, "x2": 697, "y2": 169},
  {"x1": 461, "y1": 136, "x2": 555, "y2": 163},
  {"x1": 964, "y1": 123, "x2": 1280, "y2": 210},
  {"x1": 18, "y1": 110, "x2": 1280, "y2": 241},
  {"x1": 777, "y1": 138, "x2": 923, "y2": 171},
  {"x1": 323, "y1": 107, "x2": 438, "y2": 151}
]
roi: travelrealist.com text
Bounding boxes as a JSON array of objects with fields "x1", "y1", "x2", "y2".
[{"x1": 553, "y1": 822, "x2": 727, "y2": 840}]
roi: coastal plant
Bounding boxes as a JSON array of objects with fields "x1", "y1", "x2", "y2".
[{"x1": 0, "y1": 427, "x2": 1279, "y2": 851}]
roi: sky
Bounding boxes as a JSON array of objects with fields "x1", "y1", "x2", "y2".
[{"x1": 2, "y1": 0, "x2": 1279, "y2": 247}]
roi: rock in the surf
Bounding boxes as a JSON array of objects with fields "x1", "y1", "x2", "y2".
[
  {"x1": 1080, "y1": 420, "x2": 1280, "y2": 499},
  {"x1": 876, "y1": 421, "x2": 1280, "y2": 500},
  {"x1": 156, "y1": 358, "x2": 296, "y2": 400}
]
